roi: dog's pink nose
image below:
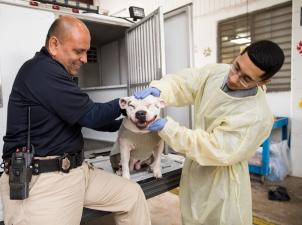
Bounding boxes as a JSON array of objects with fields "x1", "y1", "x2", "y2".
[{"x1": 135, "y1": 110, "x2": 146, "y2": 121}]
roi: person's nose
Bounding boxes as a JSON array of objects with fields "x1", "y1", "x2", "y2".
[
  {"x1": 229, "y1": 71, "x2": 240, "y2": 83},
  {"x1": 80, "y1": 53, "x2": 88, "y2": 64}
]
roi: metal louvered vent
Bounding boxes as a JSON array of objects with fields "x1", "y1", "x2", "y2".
[
  {"x1": 87, "y1": 46, "x2": 98, "y2": 63},
  {"x1": 218, "y1": 2, "x2": 292, "y2": 92},
  {"x1": 126, "y1": 7, "x2": 165, "y2": 95}
]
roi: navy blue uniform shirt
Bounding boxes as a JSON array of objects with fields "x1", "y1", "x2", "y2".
[{"x1": 3, "y1": 47, "x2": 122, "y2": 158}]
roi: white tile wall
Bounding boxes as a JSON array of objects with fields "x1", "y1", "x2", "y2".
[
  {"x1": 193, "y1": 0, "x2": 289, "y2": 16},
  {"x1": 194, "y1": 0, "x2": 247, "y2": 16},
  {"x1": 290, "y1": 132, "x2": 302, "y2": 177},
  {"x1": 291, "y1": 27, "x2": 302, "y2": 90},
  {"x1": 291, "y1": 88, "x2": 302, "y2": 134},
  {"x1": 291, "y1": 0, "x2": 302, "y2": 177}
]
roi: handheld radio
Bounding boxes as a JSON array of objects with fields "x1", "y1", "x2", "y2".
[{"x1": 9, "y1": 106, "x2": 34, "y2": 200}]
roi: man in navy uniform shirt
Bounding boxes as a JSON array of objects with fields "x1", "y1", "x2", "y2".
[{"x1": 0, "y1": 15, "x2": 151, "y2": 225}]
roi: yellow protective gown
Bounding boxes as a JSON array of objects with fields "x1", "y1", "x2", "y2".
[{"x1": 150, "y1": 64, "x2": 274, "y2": 225}]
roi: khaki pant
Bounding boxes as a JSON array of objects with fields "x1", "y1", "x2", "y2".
[{"x1": 0, "y1": 162, "x2": 151, "y2": 225}]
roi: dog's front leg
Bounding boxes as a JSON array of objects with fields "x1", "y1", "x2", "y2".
[
  {"x1": 150, "y1": 139, "x2": 164, "y2": 178},
  {"x1": 119, "y1": 138, "x2": 133, "y2": 179}
]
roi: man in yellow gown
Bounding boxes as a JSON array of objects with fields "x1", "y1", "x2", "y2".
[{"x1": 135, "y1": 40, "x2": 284, "y2": 225}]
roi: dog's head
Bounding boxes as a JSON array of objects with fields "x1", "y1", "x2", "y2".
[{"x1": 120, "y1": 95, "x2": 165, "y2": 132}]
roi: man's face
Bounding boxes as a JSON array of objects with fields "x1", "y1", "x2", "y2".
[
  {"x1": 51, "y1": 26, "x2": 91, "y2": 76},
  {"x1": 227, "y1": 52, "x2": 267, "y2": 90}
]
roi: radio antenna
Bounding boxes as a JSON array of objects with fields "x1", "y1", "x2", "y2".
[{"x1": 27, "y1": 106, "x2": 31, "y2": 151}]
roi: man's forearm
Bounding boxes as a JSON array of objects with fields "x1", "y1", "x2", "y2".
[{"x1": 78, "y1": 99, "x2": 122, "y2": 129}]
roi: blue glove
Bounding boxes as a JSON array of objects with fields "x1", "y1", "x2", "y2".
[
  {"x1": 134, "y1": 87, "x2": 160, "y2": 99},
  {"x1": 148, "y1": 118, "x2": 167, "y2": 132}
]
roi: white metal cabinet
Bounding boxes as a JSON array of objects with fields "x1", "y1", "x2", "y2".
[{"x1": 126, "y1": 7, "x2": 166, "y2": 95}]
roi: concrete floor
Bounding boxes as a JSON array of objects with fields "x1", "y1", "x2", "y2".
[
  {"x1": 251, "y1": 175, "x2": 302, "y2": 225},
  {"x1": 81, "y1": 175, "x2": 302, "y2": 225}
]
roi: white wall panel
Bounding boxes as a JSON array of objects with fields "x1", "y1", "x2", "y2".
[
  {"x1": 164, "y1": 6, "x2": 192, "y2": 128},
  {"x1": 0, "y1": 5, "x2": 54, "y2": 217},
  {"x1": 290, "y1": 0, "x2": 302, "y2": 177},
  {"x1": 0, "y1": 3, "x2": 55, "y2": 159},
  {"x1": 194, "y1": 0, "x2": 249, "y2": 16},
  {"x1": 266, "y1": 92, "x2": 291, "y2": 117}
]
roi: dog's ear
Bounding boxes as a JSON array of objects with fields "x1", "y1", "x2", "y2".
[
  {"x1": 157, "y1": 98, "x2": 166, "y2": 109},
  {"x1": 119, "y1": 97, "x2": 130, "y2": 109}
]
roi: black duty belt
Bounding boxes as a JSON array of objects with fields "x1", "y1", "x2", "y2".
[{"x1": 2, "y1": 152, "x2": 84, "y2": 175}]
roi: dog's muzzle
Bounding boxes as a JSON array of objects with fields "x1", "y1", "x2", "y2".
[
  {"x1": 135, "y1": 110, "x2": 146, "y2": 121},
  {"x1": 132, "y1": 111, "x2": 157, "y2": 129}
]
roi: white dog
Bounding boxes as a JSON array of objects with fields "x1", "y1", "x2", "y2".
[{"x1": 110, "y1": 95, "x2": 165, "y2": 179}]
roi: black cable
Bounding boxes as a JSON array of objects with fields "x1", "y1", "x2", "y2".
[{"x1": 110, "y1": 15, "x2": 135, "y2": 23}]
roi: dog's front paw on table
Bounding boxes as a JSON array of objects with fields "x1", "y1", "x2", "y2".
[
  {"x1": 150, "y1": 166, "x2": 162, "y2": 179},
  {"x1": 153, "y1": 170, "x2": 162, "y2": 179},
  {"x1": 122, "y1": 173, "x2": 131, "y2": 179},
  {"x1": 115, "y1": 169, "x2": 123, "y2": 176}
]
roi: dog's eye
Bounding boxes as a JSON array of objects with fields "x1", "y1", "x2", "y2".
[{"x1": 129, "y1": 104, "x2": 135, "y2": 110}]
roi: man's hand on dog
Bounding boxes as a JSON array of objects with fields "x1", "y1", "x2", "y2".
[
  {"x1": 148, "y1": 118, "x2": 167, "y2": 132},
  {"x1": 134, "y1": 87, "x2": 161, "y2": 99}
]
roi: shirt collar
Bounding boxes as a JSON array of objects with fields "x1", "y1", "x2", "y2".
[{"x1": 40, "y1": 46, "x2": 51, "y2": 57}]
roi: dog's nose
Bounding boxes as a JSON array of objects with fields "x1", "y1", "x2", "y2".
[{"x1": 135, "y1": 110, "x2": 146, "y2": 120}]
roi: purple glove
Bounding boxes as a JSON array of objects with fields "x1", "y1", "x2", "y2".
[
  {"x1": 134, "y1": 87, "x2": 160, "y2": 99},
  {"x1": 148, "y1": 118, "x2": 167, "y2": 132}
]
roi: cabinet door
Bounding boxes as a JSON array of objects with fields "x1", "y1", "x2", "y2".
[
  {"x1": 126, "y1": 7, "x2": 165, "y2": 95},
  {"x1": 164, "y1": 4, "x2": 193, "y2": 129}
]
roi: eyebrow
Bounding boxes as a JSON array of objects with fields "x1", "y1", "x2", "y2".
[
  {"x1": 235, "y1": 61, "x2": 241, "y2": 71},
  {"x1": 75, "y1": 48, "x2": 87, "y2": 52},
  {"x1": 235, "y1": 61, "x2": 255, "y2": 80}
]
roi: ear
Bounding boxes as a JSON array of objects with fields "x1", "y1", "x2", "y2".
[
  {"x1": 259, "y1": 79, "x2": 271, "y2": 86},
  {"x1": 119, "y1": 97, "x2": 130, "y2": 109},
  {"x1": 47, "y1": 36, "x2": 59, "y2": 57},
  {"x1": 157, "y1": 98, "x2": 166, "y2": 108}
]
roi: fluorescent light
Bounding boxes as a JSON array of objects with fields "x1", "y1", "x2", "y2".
[{"x1": 230, "y1": 37, "x2": 251, "y2": 45}]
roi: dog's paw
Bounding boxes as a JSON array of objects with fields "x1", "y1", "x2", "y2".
[
  {"x1": 116, "y1": 169, "x2": 123, "y2": 176},
  {"x1": 122, "y1": 173, "x2": 131, "y2": 179},
  {"x1": 153, "y1": 168, "x2": 162, "y2": 179}
]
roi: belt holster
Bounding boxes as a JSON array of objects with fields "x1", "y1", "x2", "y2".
[
  {"x1": 32, "y1": 152, "x2": 84, "y2": 175},
  {"x1": 2, "y1": 151, "x2": 84, "y2": 175}
]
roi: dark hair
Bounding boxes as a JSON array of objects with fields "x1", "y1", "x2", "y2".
[
  {"x1": 45, "y1": 18, "x2": 61, "y2": 47},
  {"x1": 241, "y1": 40, "x2": 285, "y2": 80}
]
